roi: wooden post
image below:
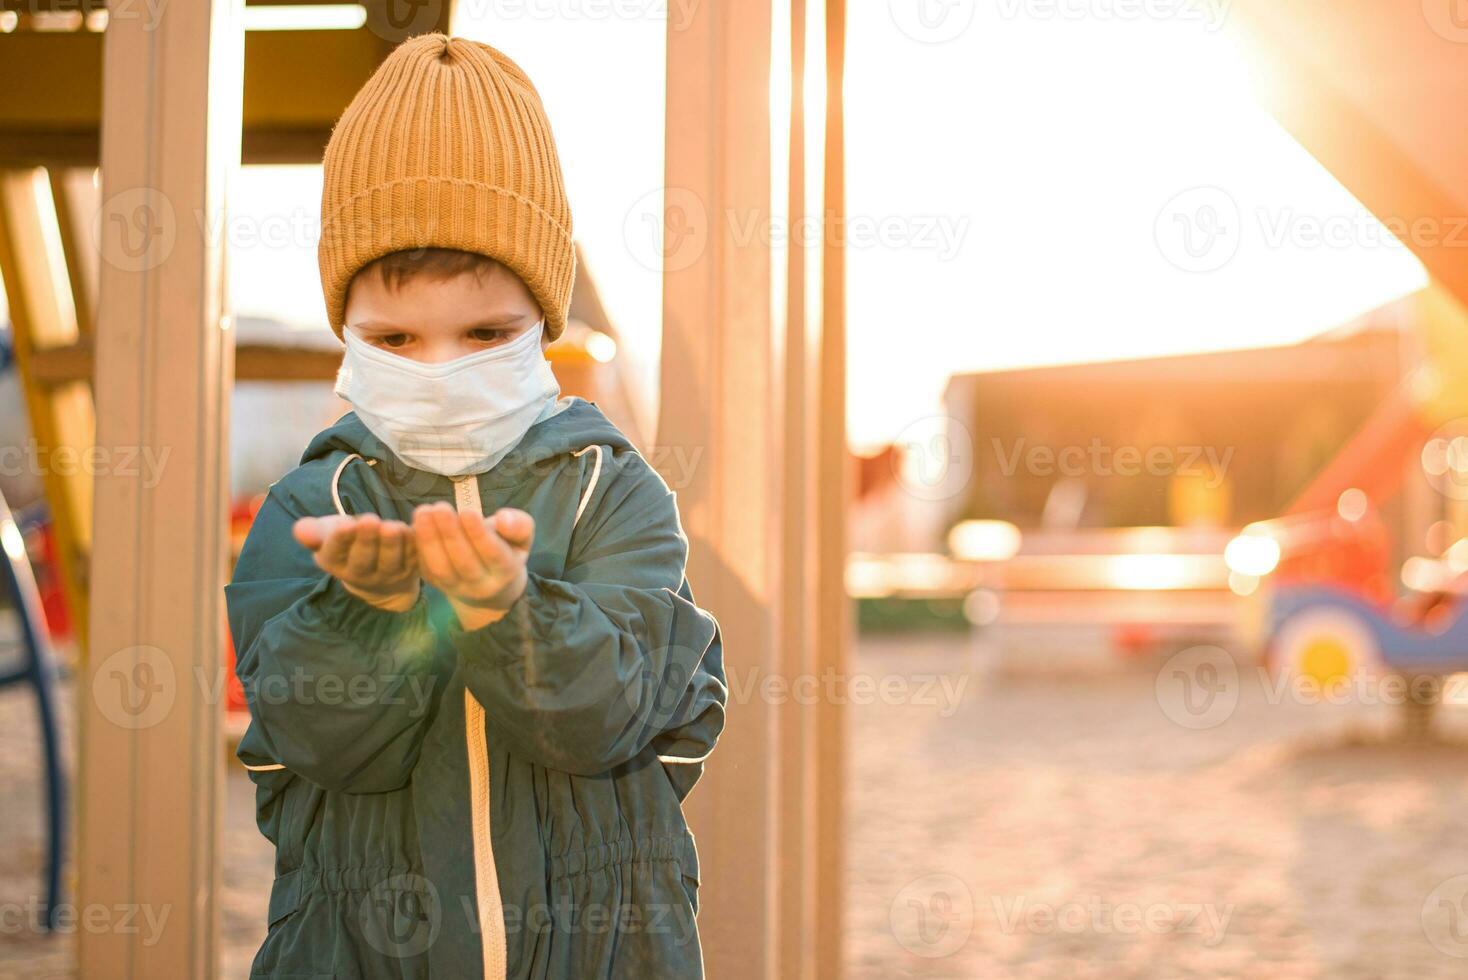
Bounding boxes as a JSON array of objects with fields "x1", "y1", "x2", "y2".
[
  {"x1": 661, "y1": 1, "x2": 779, "y2": 976},
  {"x1": 76, "y1": 0, "x2": 242, "y2": 976},
  {"x1": 815, "y1": 3, "x2": 848, "y2": 974},
  {"x1": 778, "y1": 0, "x2": 818, "y2": 975},
  {"x1": 661, "y1": 1, "x2": 848, "y2": 977}
]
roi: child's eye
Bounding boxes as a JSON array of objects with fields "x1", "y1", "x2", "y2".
[
  {"x1": 374, "y1": 334, "x2": 411, "y2": 349},
  {"x1": 468, "y1": 328, "x2": 509, "y2": 345}
]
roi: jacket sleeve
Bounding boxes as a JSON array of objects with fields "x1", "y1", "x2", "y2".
[
  {"x1": 448, "y1": 449, "x2": 725, "y2": 777},
  {"x1": 646, "y1": 577, "x2": 726, "y2": 800},
  {"x1": 225, "y1": 481, "x2": 447, "y2": 793}
]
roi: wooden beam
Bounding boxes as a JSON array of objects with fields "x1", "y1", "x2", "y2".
[
  {"x1": 1226, "y1": 4, "x2": 1468, "y2": 306},
  {"x1": 48, "y1": 166, "x2": 99, "y2": 337},
  {"x1": 25, "y1": 339, "x2": 95, "y2": 386},
  {"x1": 0, "y1": 17, "x2": 446, "y2": 166},
  {"x1": 77, "y1": 0, "x2": 242, "y2": 975},
  {"x1": 0, "y1": 130, "x2": 102, "y2": 168},
  {"x1": 0, "y1": 166, "x2": 95, "y2": 648},
  {"x1": 0, "y1": 32, "x2": 102, "y2": 132},
  {"x1": 27, "y1": 337, "x2": 346, "y2": 384},
  {"x1": 661, "y1": 1, "x2": 780, "y2": 976}
]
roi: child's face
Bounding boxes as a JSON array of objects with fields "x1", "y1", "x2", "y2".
[{"x1": 343, "y1": 263, "x2": 546, "y2": 363}]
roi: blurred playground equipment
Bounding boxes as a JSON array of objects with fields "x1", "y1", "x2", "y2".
[
  {"x1": 913, "y1": 324, "x2": 1402, "y2": 663},
  {"x1": 853, "y1": 517, "x2": 1241, "y2": 666},
  {"x1": 1227, "y1": 285, "x2": 1468, "y2": 732},
  {"x1": 893, "y1": 281, "x2": 1468, "y2": 700},
  {"x1": 2, "y1": 3, "x2": 851, "y2": 974},
  {"x1": 0, "y1": 487, "x2": 65, "y2": 929}
]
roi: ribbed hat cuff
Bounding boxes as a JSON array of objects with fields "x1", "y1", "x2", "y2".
[{"x1": 320, "y1": 176, "x2": 575, "y2": 341}]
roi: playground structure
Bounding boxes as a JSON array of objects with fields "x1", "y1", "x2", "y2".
[
  {"x1": 1230, "y1": 286, "x2": 1468, "y2": 733},
  {"x1": 1192, "y1": 0, "x2": 1468, "y2": 738},
  {"x1": 0, "y1": 2, "x2": 852, "y2": 977},
  {"x1": 945, "y1": 0, "x2": 1468, "y2": 693}
]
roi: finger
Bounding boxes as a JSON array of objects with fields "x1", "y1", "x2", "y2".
[
  {"x1": 344, "y1": 513, "x2": 382, "y2": 579},
  {"x1": 316, "y1": 520, "x2": 359, "y2": 572},
  {"x1": 436, "y1": 507, "x2": 488, "y2": 580},
  {"x1": 293, "y1": 516, "x2": 326, "y2": 550},
  {"x1": 294, "y1": 514, "x2": 354, "y2": 551},
  {"x1": 378, "y1": 520, "x2": 415, "y2": 575},
  {"x1": 493, "y1": 508, "x2": 535, "y2": 551},
  {"x1": 461, "y1": 510, "x2": 513, "y2": 567},
  {"x1": 413, "y1": 504, "x2": 455, "y2": 582}
]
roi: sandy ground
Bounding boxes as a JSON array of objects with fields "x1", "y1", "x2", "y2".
[
  {"x1": 849, "y1": 631, "x2": 1468, "y2": 979},
  {"x1": 0, "y1": 654, "x2": 272, "y2": 980},
  {"x1": 6, "y1": 630, "x2": 1468, "y2": 978}
]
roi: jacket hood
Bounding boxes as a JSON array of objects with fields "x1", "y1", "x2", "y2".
[{"x1": 300, "y1": 396, "x2": 634, "y2": 486}]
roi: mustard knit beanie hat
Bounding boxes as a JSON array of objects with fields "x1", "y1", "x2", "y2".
[{"x1": 319, "y1": 33, "x2": 575, "y2": 341}]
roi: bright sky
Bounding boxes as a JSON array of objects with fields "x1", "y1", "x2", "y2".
[
  {"x1": 221, "y1": 4, "x2": 1427, "y2": 454},
  {"x1": 842, "y1": 3, "x2": 1425, "y2": 451}
]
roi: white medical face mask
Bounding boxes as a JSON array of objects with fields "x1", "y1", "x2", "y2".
[{"x1": 334, "y1": 319, "x2": 561, "y2": 477}]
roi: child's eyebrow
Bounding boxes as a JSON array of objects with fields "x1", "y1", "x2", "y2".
[{"x1": 350, "y1": 315, "x2": 527, "y2": 333}]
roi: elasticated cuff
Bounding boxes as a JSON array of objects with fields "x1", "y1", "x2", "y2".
[
  {"x1": 300, "y1": 575, "x2": 431, "y2": 651},
  {"x1": 443, "y1": 572, "x2": 568, "y2": 658}
]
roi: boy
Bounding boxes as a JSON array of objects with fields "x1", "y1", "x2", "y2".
[{"x1": 225, "y1": 34, "x2": 726, "y2": 980}]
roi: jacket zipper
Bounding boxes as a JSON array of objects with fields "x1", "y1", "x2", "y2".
[{"x1": 453, "y1": 475, "x2": 508, "y2": 980}]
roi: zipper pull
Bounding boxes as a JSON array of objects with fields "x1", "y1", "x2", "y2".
[{"x1": 452, "y1": 474, "x2": 482, "y2": 515}]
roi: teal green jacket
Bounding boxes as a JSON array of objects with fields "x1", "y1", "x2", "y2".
[{"x1": 226, "y1": 399, "x2": 726, "y2": 979}]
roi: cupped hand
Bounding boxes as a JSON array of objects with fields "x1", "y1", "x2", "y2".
[
  {"x1": 412, "y1": 502, "x2": 534, "y2": 629},
  {"x1": 293, "y1": 513, "x2": 421, "y2": 612}
]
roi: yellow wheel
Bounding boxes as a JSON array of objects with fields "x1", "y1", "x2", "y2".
[{"x1": 1271, "y1": 609, "x2": 1383, "y2": 698}]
